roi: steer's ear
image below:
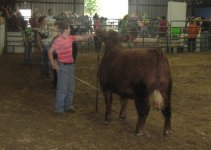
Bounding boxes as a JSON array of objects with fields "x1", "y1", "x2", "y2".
[
  {"x1": 120, "y1": 34, "x2": 129, "y2": 42},
  {"x1": 107, "y1": 30, "x2": 121, "y2": 43}
]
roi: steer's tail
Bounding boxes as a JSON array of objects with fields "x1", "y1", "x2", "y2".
[{"x1": 150, "y1": 90, "x2": 164, "y2": 111}]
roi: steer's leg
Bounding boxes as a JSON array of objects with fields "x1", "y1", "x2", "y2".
[
  {"x1": 135, "y1": 97, "x2": 150, "y2": 136},
  {"x1": 134, "y1": 82, "x2": 150, "y2": 136},
  {"x1": 104, "y1": 91, "x2": 113, "y2": 122},
  {"x1": 119, "y1": 97, "x2": 128, "y2": 120},
  {"x1": 162, "y1": 81, "x2": 172, "y2": 138},
  {"x1": 162, "y1": 102, "x2": 172, "y2": 138}
]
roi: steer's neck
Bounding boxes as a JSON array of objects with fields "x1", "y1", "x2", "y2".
[{"x1": 104, "y1": 41, "x2": 121, "y2": 52}]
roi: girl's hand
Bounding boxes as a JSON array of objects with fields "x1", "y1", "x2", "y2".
[{"x1": 52, "y1": 61, "x2": 59, "y2": 71}]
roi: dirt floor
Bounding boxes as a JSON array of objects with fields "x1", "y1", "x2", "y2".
[{"x1": 0, "y1": 51, "x2": 211, "y2": 150}]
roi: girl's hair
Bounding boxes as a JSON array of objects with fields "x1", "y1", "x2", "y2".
[{"x1": 58, "y1": 21, "x2": 69, "y2": 33}]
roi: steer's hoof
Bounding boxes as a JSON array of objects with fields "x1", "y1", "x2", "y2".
[
  {"x1": 164, "y1": 129, "x2": 173, "y2": 139},
  {"x1": 105, "y1": 116, "x2": 112, "y2": 123},
  {"x1": 135, "y1": 131, "x2": 144, "y2": 136},
  {"x1": 135, "y1": 131, "x2": 150, "y2": 138},
  {"x1": 104, "y1": 118, "x2": 112, "y2": 123},
  {"x1": 104, "y1": 120, "x2": 111, "y2": 124},
  {"x1": 136, "y1": 132, "x2": 144, "y2": 136},
  {"x1": 119, "y1": 115, "x2": 126, "y2": 121}
]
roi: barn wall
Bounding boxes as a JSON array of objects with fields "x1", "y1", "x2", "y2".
[
  {"x1": 194, "y1": 7, "x2": 211, "y2": 18},
  {"x1": 16, "y1": 0, "x2": 84, "y2": 16},
  {"x1": 128, "y1": 0, "x2": 193, "y2": 18}
]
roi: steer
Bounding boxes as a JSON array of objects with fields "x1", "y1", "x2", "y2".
[{"x1": 96, "y1": 29, "x2": 172, "y2": 138}]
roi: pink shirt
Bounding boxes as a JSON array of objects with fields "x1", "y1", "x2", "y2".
[{"x1": 51, "y1": 35, "x2": 76, "y2": 63}]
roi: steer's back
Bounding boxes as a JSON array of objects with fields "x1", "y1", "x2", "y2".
[{"x1": 98, "y1": 48, "x2": 171, "y2": 98}]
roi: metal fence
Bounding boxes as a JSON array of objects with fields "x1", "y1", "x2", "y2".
[
  {"x1": 5, "y1": 18, "x2": 211, "y2": 54},
  {"x1": 76, "y1": 19, "x2": 211, "y2": 53}
]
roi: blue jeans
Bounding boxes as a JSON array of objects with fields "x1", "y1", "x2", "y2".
[{"x1": 55, "y1": 63, "x2": 75, "y2": 112}]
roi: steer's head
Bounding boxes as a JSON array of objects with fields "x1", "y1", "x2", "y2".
[{"x1": 95, "y1": 29, "x2": 121, "y2": 45}]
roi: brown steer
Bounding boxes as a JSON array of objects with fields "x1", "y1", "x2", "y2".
[{"x1": 97, "y1": 30, "x2": 172, "y2": 138}]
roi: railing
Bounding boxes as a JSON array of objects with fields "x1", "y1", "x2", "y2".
[
  {"x1": 0, "y1": 23, "x2": 5, "y2": 55},
  {"x1": 4, "y1": 19, "x2": 210, "y2": 54},
  {"x1": 167, "y1": 20, "x2": 211, "y2": 53},
  {"x1": 6, "y1": 31, "x2": 24, "y2": 53},
  {"x1": 68, "y1": 19, "x2": 211, "y2": 53}
]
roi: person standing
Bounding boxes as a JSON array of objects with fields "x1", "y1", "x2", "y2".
[
  {"x1": 158, "y1": 16, "x2": 168, "y2": 38},
  {"x1": 47, "y1": 8, "x2": 56, "y2": 25},
  {"x1": 93, "y1": 15, "x2": 102, "y2": 51},
  {"x1": 127, "y1": 14, "x2": 139, "y2": 48},
  {"x1": 29, "y1": 12, "x2": 39, "y2": 28},
  {"x1": 200, "y1": 17, "x2": 210, "y2": 51},
  {"x1": 48, "y1": 23, "x2": 59, "y2": 88},
  {"x1": 48, "y1": 21, "x2": 95, "y2": 114},
  {"x1": 36, "y1": 16, "x2": 51, "y2": 78},
  {"x1": 187, "y1": 20, "x2": 200, "y2": 52},
  {"x1": 119, "y1": 15, "x2": 129, "y2": 40},
  {"x1": 23, "y1": 21, "x2": 34, "y2": 64}
]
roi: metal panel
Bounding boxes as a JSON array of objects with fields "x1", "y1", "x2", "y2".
[{"x1": 129, "y1": 0, "x2": 193, "y2": 18}]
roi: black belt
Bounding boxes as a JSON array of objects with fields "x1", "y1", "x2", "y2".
[
  {"x1": 63, "y1": 63, "x2": 73, "y2": 65},
  {"x1": 59, "y1": 62, "x2": 73, "y2": 65}
]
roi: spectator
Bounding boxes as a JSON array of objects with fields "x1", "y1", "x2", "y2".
[
  {"x1": 16, "y1": 10, "x2": 25, "y2": 29},
  {"x1": 200, "y1": 17, "x2": 209, "y2": 51},
  {"x1": 127, "y1": 14, "x2": 139, "y2": 48},
  {"x1": 119, "y1": 14, "x2": 129, "y2": 38},
  {"x1": 36, "y1": 16, "x2": 51, "y2": 78},
  {"x1": 100, "y1": 17, "x2": 107, "y2": 31},
  {"x1": 47, "y1": 8, "x2": 56, "y2": 25},
  {"x1": 23, "y1": 21, "x2": 34, "y2": 64},
  {"x1": 93, "y1": 13, "x2": 98, "y2": 20},
  {"x1": 49, "y1": 23, "x2": 59, "y2": 88},
  {"x1": 137, "y1": 18, "x2": 147, "y2": 37},
  {"x1": 29, "y1": 12, "x2": 39, "y2": 28},
  {"x1": 158, "y1": 16, "x2": 168, "y2": 38},
  {"x1": 93, "y1": 15, "x2": 102, "y2": 51},
  {"x1": 6, "y1": 10, "x2": 21, "y2": 31},
  {"x1": 56, "y1": 12, "x2": 68, "y2": 22},
  {"x1": 187, "y1": 20, "x2": 200, "y2": 52},
  {"x1": 83, "y1": 15, "x2": 92, "y2": 33}
]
